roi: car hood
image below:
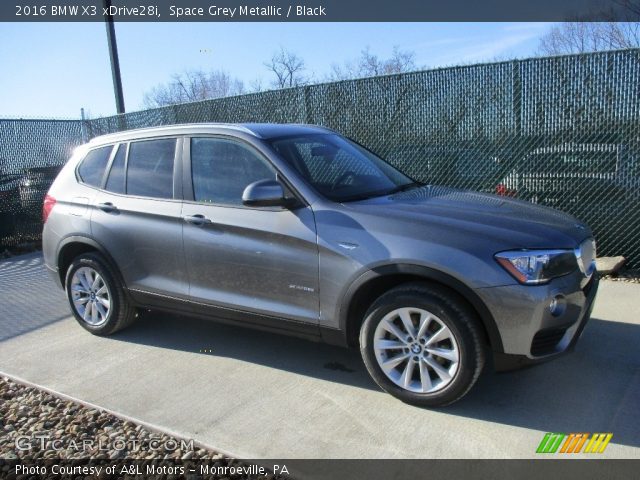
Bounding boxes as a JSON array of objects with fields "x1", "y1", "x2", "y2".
[{"x1": 343, "y1": 185, "x2": 592, "y2": 249}]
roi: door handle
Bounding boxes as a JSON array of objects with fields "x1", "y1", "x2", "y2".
[
  {"x1": 97, "y1": 202, "x2": 117, "y2": 213},
  {"x1": 183, "y1": 214, "x2": 212, "y2": 226}
]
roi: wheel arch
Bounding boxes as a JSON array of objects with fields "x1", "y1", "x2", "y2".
[
  {"x1": 56, "y1": 236, "x2": 127, "y2": 292},
  {"x1": 338, "y1": 264, "x2": 504, "y2": 353}
]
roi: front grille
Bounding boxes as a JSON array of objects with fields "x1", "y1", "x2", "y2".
[{"x1": 531, "y1": 327, "x2": 568, "y2": 356}]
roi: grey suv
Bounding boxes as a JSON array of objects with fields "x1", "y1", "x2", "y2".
[{"x1": 42, "y1": 123, "x2": 599, "y2": 406}]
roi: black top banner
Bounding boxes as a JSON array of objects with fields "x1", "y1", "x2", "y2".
[{"x1": 3, "y1": 0, "x2": 640, "y2": 22}]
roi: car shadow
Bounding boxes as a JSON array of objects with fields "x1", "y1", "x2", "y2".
[
  {"x1": 2, "y1": 254, "x2": 638, "y2": 449},
  {"x1": 113, "y1": 311, "x2": 640, "y2": 450},
  {"x1": 0, "y1": 252, "x2": 71, "y2": 342},
  {"x1": 454, "y1": 316, "x2": 640, "y2": 450},
  {"x1": 115, "y1": 311, "x2": 378, "y2": 391}
]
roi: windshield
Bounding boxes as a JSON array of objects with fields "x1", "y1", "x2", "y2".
[{"x1": 267, "y1": 133, "x2": 418, "y2": 202}]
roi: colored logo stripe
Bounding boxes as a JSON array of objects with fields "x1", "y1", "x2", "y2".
[
  {"x1": 536, "y1": 433, "x2": 565, "y2": 453},
  {"x1": 537, "y1": 433, "x2": 613, "y2": 454},
  {"x1": 560, "y1": 433, "x2": 589, "y2": 453},
  {"x1": 584, "y1": 433, "x2": 613, "y2": 453}
]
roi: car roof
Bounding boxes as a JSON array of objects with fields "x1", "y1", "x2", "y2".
[{"x1": 87, "y1": 122, "x2": 335, "y2": 146}]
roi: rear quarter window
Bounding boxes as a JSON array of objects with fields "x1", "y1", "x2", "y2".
[{"x1": 77, "y1": 146, "x2": 113, "y2": 187}]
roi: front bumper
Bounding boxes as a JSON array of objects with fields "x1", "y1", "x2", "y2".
[{"x1": 476, "y1": 272, "x2": 599, "y2": 371}]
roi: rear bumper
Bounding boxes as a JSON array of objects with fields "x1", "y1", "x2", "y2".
[
  {"x1": 45, "y1": 262, "x2": 63, "y2": 289},
  {"x1": 476, "y1": 272, "x2": 599, "y2": 372}
]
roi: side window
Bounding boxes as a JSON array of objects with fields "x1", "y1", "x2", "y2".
[
  {"x1": 77, "y1": 146, "x2": 112, "y2": 187},
  {"x1": 126, "y1": 139, "x2": 176, "y2": 199},
  {"x1": 105, "y1": 144, "x2": 126, "y2": 194},
  {"x1": 191, "y1": 138, "x2": 276, "y2": 206}
]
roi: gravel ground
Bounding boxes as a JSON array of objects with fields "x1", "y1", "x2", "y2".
[{"x1": 0, "y1": 377, "x2": 282, "y2": 478}]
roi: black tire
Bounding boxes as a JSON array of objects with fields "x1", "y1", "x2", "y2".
[
  {"x1": 360, "y1": 282, "x2": 485, "y2": 407},
  {"x1": 64, "y1": 252, "x2": 137, "y2": 335}
]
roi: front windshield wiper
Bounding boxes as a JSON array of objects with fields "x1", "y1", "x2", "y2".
[
  {"x1": 339, "y1": 190, "x2": 391, "y2": 202},
  {"x1": 387, "y1": 181, "x2": 425, "y2": 195},
  {"x1": 339, "y1": 182, "x2": 424, "y2": 202}
]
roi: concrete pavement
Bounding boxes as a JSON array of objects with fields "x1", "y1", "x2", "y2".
[{"x1": 0, "y1": 252, "x2": 638, "y2": 458}]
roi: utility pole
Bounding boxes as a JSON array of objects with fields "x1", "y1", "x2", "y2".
[
  {"x1": 80, "y1": 108, "x2": 87, "y2": 142},
  {"x1": 103, "y1": 0, "x2": 125, "y2": 114}
]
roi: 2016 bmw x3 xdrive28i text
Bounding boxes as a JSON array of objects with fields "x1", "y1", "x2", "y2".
[{"x1": 42, "y1": 123, "x2": 599, "y2": 406}]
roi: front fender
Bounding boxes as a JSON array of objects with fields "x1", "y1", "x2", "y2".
[{"x1": 332, "y1": 263, "x2": 504, "y2": 353}]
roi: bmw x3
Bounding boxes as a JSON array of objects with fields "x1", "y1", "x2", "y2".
[{"x1": 42, "y1": 123, "x2": 599, "y2": 406}]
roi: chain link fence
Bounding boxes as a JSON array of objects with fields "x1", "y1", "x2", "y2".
[
  {"x1": 0, "y1": 119, "x2": 85, "y2": 246},
  {"x1": 1, "y1": 49, "x2": 639, "y2": 266}
]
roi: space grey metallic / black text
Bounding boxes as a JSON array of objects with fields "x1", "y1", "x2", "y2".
[{"x1": 42, "y1": 123, "x2": 598, "y2": 406}]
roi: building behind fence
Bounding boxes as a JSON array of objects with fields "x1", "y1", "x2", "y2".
[{"x1": 1, "y1": 49, "x2": 639, "y2": 266}]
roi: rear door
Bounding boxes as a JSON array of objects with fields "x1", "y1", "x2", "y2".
[
  {"x1": 181, "y1": 136, "x2": 320, "y2": 327},
  {"x1": 91, "y1": 137, "x2": 188, "y2": 300}
]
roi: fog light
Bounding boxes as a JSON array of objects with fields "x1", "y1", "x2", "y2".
[{"x1": 549, "y1": 295, "x2": 566, "y2": 317}]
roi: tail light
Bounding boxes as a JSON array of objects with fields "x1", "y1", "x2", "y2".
[{"x1": 43, "y1": 194, "x2": 56, "y2": 223}]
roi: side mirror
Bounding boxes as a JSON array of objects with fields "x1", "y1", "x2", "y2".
[{"x1": 242, "y1": 179, "x2": 287, "y2": 207}]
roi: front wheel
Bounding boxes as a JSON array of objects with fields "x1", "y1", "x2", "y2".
[
  {"x1": 360, "y1": 283, "x2": 485, "y2": 407},
  {"x1": 65, "y1": 252, "x2": 137, "y2": 335}
]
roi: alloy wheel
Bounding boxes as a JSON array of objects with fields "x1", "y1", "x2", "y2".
[
  {"x1": 373, "y1": 307, "x2": 460, "y2": 393},
  {"x1": 70, "y1": 266, "x2": 111, "y2": 326}
]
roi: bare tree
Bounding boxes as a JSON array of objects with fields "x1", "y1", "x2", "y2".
[
  {"x1": 265, "y1": 48, "x2": 307, "y2": 88},
  {"x1": 327, "y1": 46, "x2": 419, "y2": 81},
  {"x1": 538, "y1": 22, "x2": 639, "y2": 55},
  {"x1": 538, "y1": 1, "x2": 640, "y2": 55},
  {"x1": 143, "y1": 69, "x2": 245, "y2": 108},
  {"x1": 608, "y1": 22, "x2": 640, "y2": 49},
  {"x1": 249, "y1": 77, "x2": 265, "y2": 93}
]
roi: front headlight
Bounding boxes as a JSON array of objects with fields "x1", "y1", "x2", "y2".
[{"x1": 495, "y1": 249, "x2": 577, "y2": 285}]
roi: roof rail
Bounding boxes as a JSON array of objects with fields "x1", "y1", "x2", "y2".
[{"x1": 88, "y1": 123, "x2": 261, "y2": 143}]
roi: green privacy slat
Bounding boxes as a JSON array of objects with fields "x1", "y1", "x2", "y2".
[{"x1": 1, "y1": 49, "x2": 639, "y2": 267}]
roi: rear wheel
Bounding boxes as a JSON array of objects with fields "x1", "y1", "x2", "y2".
[
  {"x1": 360, "y1": 283, "x2": 485, "y2": 407},
  {"x1": 65, "y1": 253, "x2": 137, "y2": 335}
]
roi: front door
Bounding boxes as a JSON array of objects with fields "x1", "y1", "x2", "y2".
[{"x1": 181, "y1": 136, "x2": 319, "y2": 327}]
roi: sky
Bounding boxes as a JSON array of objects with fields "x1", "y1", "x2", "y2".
[{"x1": 0, "y1": 22, "x2": 553, "y2": 119}]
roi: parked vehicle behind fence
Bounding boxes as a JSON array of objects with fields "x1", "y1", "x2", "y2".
[
  {"x1": 495, "y1": 143, "x2": 635, "y2": 207},
  {"x1": 0, "y1": 174, "x2": 20, "y2": 240},
  {"x1": 42, "y1": 123, "x2": 599, "y2": 406},
  {"x1": 19, "y1": 165, "x2": 62, "y2": 217}
]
